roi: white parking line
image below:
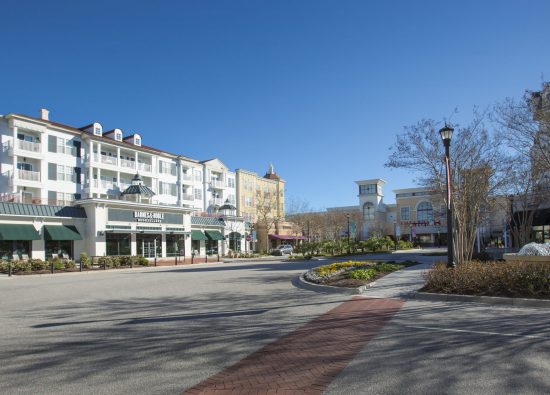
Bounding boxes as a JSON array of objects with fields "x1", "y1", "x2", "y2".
[{"x1": 406, "y1": 325, "x2": 550, "y2": 340}]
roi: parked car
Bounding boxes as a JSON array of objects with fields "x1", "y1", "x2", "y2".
[{"x1": 272, "y1": 244, "x2": 293, "y2": 256}]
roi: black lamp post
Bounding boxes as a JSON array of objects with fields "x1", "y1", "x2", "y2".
[
  {"x1": 346, "y1": 213, "x2": 351, "y2": 253},
  {"x1": 439, "y1": 124, "x2": 455, "y2": 268}
]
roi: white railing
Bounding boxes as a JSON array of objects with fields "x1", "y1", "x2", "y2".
[
  {"x1": 120, "y1": 158, "x2": 135, "y2": 170},
  {"x1": 181, "y1": 173, "x2": 193, "y2": 182},
  {"x1": 138, "y1": 162, "x2": 152, "y2": 173},
  {"x1": 209, "y1": 198, "x2": 223, "y2": 206},
  {"x1": 211, "y1": 179, "x2": 225, "y2": 189},
  {"x1": 16, "y1": 139, "x2": 41, "y2": 153},
  {"x1": 100, "y1": 155, "x2": 117, "y2": 166},
  {"x1": 181, "y1": 193, "x2": 194, "y2": 201},
  {"x1": 17, "y1": 169, "x2": 41, "y2": 182}
]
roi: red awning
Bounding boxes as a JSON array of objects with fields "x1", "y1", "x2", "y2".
[{"x1": 268, "y1": 234, "x2": 306, "y2": 240}]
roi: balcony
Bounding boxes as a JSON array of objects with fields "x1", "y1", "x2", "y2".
[
  {"x1": 119, "y1": 158, "x2": 136, "y2": 171},
  {"x1": 102, "y1": 155, "x2": 117, "y2": 166},
  {"x1": 138, "y1": 162, "x2": 152, "y2": 173},
  {"x1": 181, "y1": 173, "x2": 193, "y2": 184},
  {"x1": 209, "y1": 198, "x2": 223, "y2": 206},
  {"x1": 7, "y1": 140, "x2": 43, "y2": 158},
  {"x1": 17, "y1": 169, "x2": 41, "y2": 182},
  {"x1": 210, "y1": 179, "x2": 225, "y2": 189},
  {"x1": 181, "y1": 193, "x2": 194, "y2": 202}
]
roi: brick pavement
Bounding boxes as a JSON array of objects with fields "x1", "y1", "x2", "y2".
[{"x1": 182, "y1": 297, "x2": 404, "y2": 395}]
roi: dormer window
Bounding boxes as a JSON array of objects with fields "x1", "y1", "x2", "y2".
[
  {"x1": 94, "y1": 127, "x2": 102, "y2": 136},
  {"x1": 135, "y1": 137, "x2": 141, "y2": 146},
  {"x1": 115, "y1": 132, "x2": 122, "y2": 141}
]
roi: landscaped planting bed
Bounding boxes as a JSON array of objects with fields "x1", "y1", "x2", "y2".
[
  {"x1": 304, "y1": 260, "x2": 418, "y2": 288},
  {"x1": 422, "y1": 261, "x2": 550, "y2": 299}
]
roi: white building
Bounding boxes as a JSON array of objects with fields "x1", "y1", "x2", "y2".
[{"x1": 0, "y1": 109, "x2": 244, "y2": 261}]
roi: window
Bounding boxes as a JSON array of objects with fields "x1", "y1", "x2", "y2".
[
  {"x1": 417, "y1": 201, "x2": 433, "y2": 222},
  {"x1": 194, "y1": 189, "x2": 202, "y2": 200},
  {"x1": 56, "y1": 137, "x2": 74, "y2": 155},
  {"x1": 194, "y1": 169, "x2": 203, "y2": 182},
  {"x1": 94, "y1": 127, "x2": 102, "y2": 136},
  {"x1": 135, "y1": 137, "x2": 141, "y2": 146},
  {"x1": 363, "y1": 202, "x2": 375, "y2": 220},
  {"x1": 17, "y1": 162, "x2": 33, "y2": 171},
  {"x1": 115, "y1": 132, "x2": 122, "y2": 141},
  {"x1": 57, "y1": 165, "x2": 74, "y2": 182},
  {"x1": 159, "y1": 181, "x2": 177, "y2": 196},
  {"x1": 159, "y1": 161, "x2": 176, "y2": 176},
  {"x1": 56, "y1": 192, "x2": 73, "y2": 205},
  {"x1": 227, "y1": 178, "x2": 235, "y2": 188},
  {"x1": 17, "y1": 133, "x2": 34, "y2": 142},
  {"x1": 228, "y1": 194, "x2": 236, "y2": 204},
  {"x1": 359, "y1": 184, "x2": 377, "y2": 195},
  {"x1": 400, "y1": 207, "x2": 410, "y2": 221}
]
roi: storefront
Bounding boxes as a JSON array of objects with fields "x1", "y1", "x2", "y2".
[
  {"x1": 77, "y1": 198, "x2": 191, "y2": 259},
  {"x1": 0, "y1": 202, "x2": 87, "y2": 260}
]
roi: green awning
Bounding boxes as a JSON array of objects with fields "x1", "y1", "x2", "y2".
[
  {"x1": 205, "y1": 230, "x2": 224, "y2": 241},
  {"x1": 191, "y1": 230, "x2": 208, "y2": 241},
  {"x1": 43, "y1": 225, "x2": 82, "y2": 241},
  {"x1": 0, "y1": 224, "x2": 41, "y2": 240}
]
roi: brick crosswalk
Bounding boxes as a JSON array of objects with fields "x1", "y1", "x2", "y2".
[{"x1": 182, "y1": 297, "x2": 404, "y2": 395}]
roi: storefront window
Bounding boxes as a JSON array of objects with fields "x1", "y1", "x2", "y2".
[
  {"x1": 45, "y1": 240, "x2": 73, "y2": 259},
  {"x1": 206, "y1": 240, "x2": 218, "y2": 255},
  {"x1": 229, "y1": 232, "x2": 241, "y2": 252},
  {"x1": 0, "y1": 240, "x2": 31, "y2": 260},
  {"x1": 192, "y1": 240, "x2": 201, "y2": 255},
  {"x1": 106, "y1": 233, "x2": 131, "y2": 256},
  {"x1": 166, "y1": 234, "x2": 186, "y2": 256}
]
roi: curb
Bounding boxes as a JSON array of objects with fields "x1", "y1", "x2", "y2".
[
  {"x1": 411, "y1": 291, "x2": 550, "y2": 309},
  {"x1": 297, "y1": 274, "x2": 376, "y2": 295}
]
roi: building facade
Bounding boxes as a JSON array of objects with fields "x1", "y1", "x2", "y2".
[{"x1": 0, "y1": 109, "x2": 246, "y2": 260}]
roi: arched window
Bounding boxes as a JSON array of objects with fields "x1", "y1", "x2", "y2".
[
  {"x1": 363, "y1": 202, "x2": 375, "y2": 221},
  {"x1": 417, "y1": 201, "x2": 433, "y2": 222}
]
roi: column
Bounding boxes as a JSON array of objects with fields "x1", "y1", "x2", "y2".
[
  {"x1": 161, "y1": 233, "x2": 167, "y2": 258},
  {"x1": 130, "y1": 233, "x2": 137, "y2": 256}
]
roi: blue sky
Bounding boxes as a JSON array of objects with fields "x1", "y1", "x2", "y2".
[{"x1": 2, "y1": 0, "x2": 550, "y2": 208}]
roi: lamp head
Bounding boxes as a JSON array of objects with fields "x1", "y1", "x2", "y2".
[{"x1": 439, "y1": 124, "x2": 454, "y2": 142}]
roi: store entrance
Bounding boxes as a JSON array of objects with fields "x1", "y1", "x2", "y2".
[{"x1": 137, "y1": 234, "x2": 161, "y2": 258}]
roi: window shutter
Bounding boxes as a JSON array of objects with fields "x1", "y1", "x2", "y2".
[
  {"x1": 48, "y1": 191, "x2": 56, "y2": 205},
  {"x1": 48, "y1": 135, "x2": 57, "y2": 153},
  {"x1": 74, "y1": 167, "x2": 81, "y2": 184},
  {"x1": 73, "y1": 140, "x2": 81, "y2": 158},
  {"x1": 48, "y1": 163, "x2": 57, "y2": 181}
]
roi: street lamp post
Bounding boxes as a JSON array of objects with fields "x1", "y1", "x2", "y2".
[
  {"x1": 439, "y1": 124, "x2": 455, "y2": 268},
  {"x1": 393, "y1": 220, "x2": 398, "y2": 251},
  {"x1": 346, "y1": 213, "x2": 351, "y2": 254}
]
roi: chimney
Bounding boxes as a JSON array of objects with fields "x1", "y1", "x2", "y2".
[{"x1": 40, "y1": 108, "x2": 49, "y2": 121}]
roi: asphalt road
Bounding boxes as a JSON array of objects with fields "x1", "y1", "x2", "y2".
[{"x1": 1, "y1": 251, "x2": 549, "y2": 394}]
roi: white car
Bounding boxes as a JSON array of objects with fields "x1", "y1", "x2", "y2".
[{"x1": 272, "y1": 245, "x2": 293, "y2": 255}]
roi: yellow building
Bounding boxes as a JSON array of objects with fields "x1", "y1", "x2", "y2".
[{"x1": 236, "y1": 165, "x2": 295, "y2": 252}]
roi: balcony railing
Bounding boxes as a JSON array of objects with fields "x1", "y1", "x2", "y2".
[
  {"x1": 138, "y1": 162, "x2": 152, "y2": 173},
  {"x1": 181, "y1": 193, "x2": 194, "y2": 201},
  {"x1": 17, "y1": 169, "x2": 41, "y2": 182},
  {"x1": 100, "y1": 155, "x2": 117, "y2": 166},
  {"x1": 181, "y1": 173, "x2": 193, "y2": 182},
  {"x1": 16, "y1": 139, "x2": 41, "y2": 153},
  {"x1": 210, "y1": 180, "x2": 225, "y2": 189},
  {"x1": 209, "y1": 198, "x2": 223, "y2": 206},
  {"x1": 0, "y1": 194, "x2": 74, "y2": 206},
  {"x1": 119, "y1": 158, "x2": 136, "y2": 170}
]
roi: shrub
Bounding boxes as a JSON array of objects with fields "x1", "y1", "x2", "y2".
[
  {"x1": 119, "y1": 256, "x2": 132, "y2": 266},
  {"x1": 374, "y1": 262, "x2": 402, "y2": 273},
  {"x1": 422, "y1": 261, "x2": 550, "y2": 298},
  {"x1": 30, "y1": 259, "x2": 48, "y2": 271},
  {"x1": 65, "y1": 260, "x2": 76, "y2": 269},
  {"x1": 97, "y1": 256, "x2": 112, "y2": 268},
  {"x1": 50, "y1": 258, "x2": 65, "y2": 271},
  {"x1": 348, "y1": 268, "x2": 377, "y2": 280},
  {"x1": 0, "y1": 260, "x2": 8, "y2": 273},
  {"x1": 111, "y1": 256, "x2": 121, "y2": 268},
  {"x1": 397, "y1": 240, "x2": 414, "y2": 249},
  {"x1": 15, "y1": 261, "x2": 32, "y2": 272},
  {"x1": 137, "y1": 256, "x2": 149, "y2": 266},
  {"x1": 313, "y1": 261, "x2": 368, "y2": 277},
  {"x1": 80, "y1": 253, "x2": 91, "y2": 268}
]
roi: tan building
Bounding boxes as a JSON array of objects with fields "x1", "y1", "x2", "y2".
[{"x1": 236, "y1": 165, "x2": 300, "y2": 252}]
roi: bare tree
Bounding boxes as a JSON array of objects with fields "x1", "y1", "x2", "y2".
[
  {"x1": 255, "y1": 189, "x2": 283, "y2": 252},
  {"x1": 386, "y1": 113, "x2": 509, "y2": 264}
]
